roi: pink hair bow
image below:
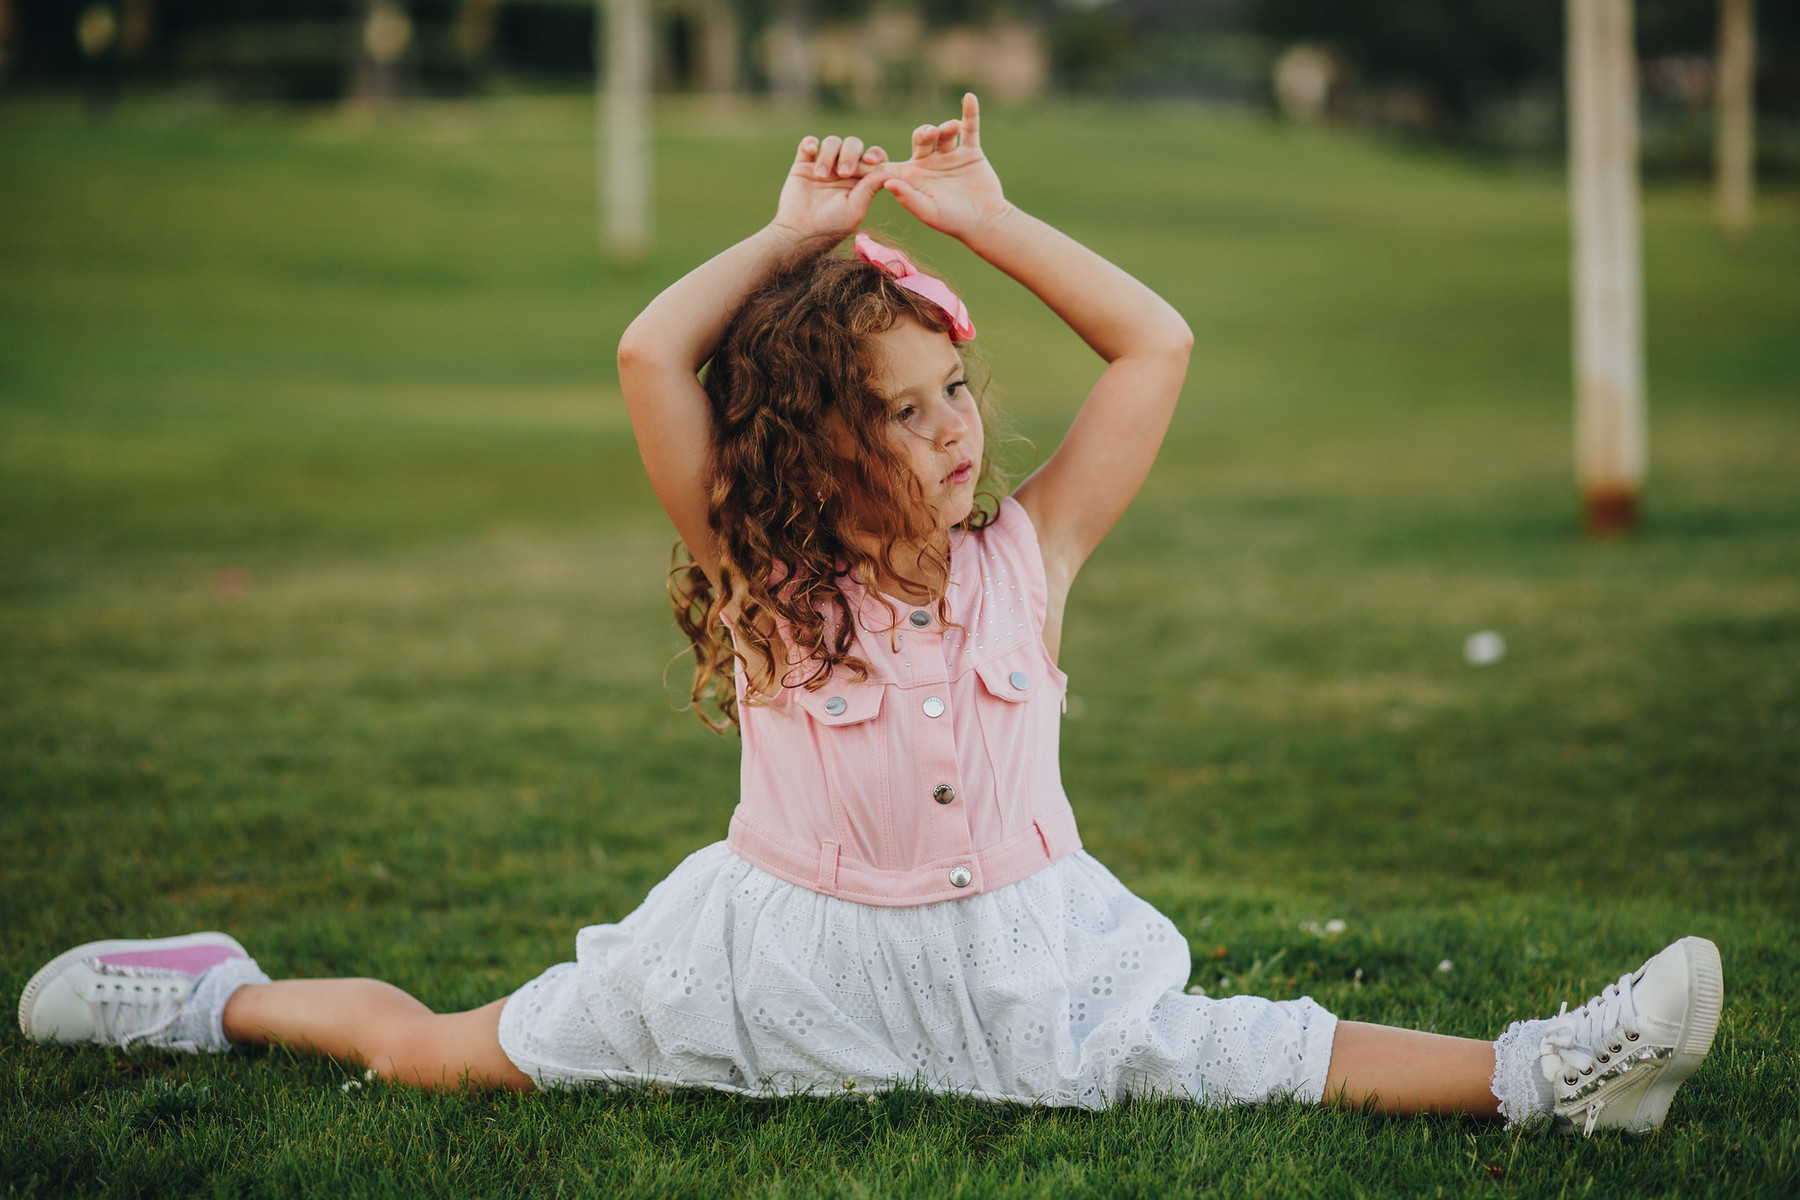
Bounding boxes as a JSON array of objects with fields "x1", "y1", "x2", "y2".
[{"x1": 853, "y1": 233, "x2": 976, "y2": 342}]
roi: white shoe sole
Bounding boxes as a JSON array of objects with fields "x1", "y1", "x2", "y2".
[{"x1": 17, "y1": 932, "x2": 247, "y2": 1042}]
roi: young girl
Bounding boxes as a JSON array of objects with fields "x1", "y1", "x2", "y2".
[{"x1": 20, "y1": 96, "x2": 1721, "y2": 1137}]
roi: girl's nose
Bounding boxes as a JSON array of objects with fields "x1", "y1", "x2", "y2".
[{"x1": 936, "y1": 406, "x2": 968, "y2": 447}]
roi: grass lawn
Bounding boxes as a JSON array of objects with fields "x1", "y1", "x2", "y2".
[{"x1": 2, "y1": 92, "x2": 1797, "y2": 1198}]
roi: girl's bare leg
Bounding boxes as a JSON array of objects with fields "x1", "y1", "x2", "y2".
[
  {"x1": 222, "y1": 980, "x2": 533, "y2": 1092},
  {"x1": 223, "y1": 988, "x2": 1501, "y2": 1108},
  {"x1": 1322, "y1": 1021, "x2": 1501, "y2": 1116}
]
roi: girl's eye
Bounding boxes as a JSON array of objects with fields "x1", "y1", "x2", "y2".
[
  {"x1": 894, "y1": 404, "x2": 917, "y2": 423},
  {"x1": 946, "y1": 379, "x2": 968, "y2": 397}
]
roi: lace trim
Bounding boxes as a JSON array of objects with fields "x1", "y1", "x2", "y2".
[{"x1": 1491, "y1": 1018, "x2": 1553, "y2": 1128}]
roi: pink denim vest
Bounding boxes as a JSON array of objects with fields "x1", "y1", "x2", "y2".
[{"x1": 725, "y1": 498, "x2": 1083, "y2": 906}]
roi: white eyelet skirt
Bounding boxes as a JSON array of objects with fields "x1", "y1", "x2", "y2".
[{"x1": 499, "y1": 843, "x2": 1338, "y2": 1108}]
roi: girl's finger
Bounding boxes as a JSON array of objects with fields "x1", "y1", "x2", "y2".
[
  {"x1": 960, "y1": 93, "x2": 980, "y2": 147},
  {"x1": 794, "y1": 136, "x2": 820, "y2": 165},
  {"x1": 815, "y1": 135, "x2": 843, "y2": 178},
  {"x1": 882, "y1": 175, "x2": 925, "y2": 212},
  {"x1": 934, "y1": 119, "x2": 962, "y2": 155},
  {"x1": 911, "y1": 124, "x2": 938, "y2": 160},
  {"x1": 848, "y1": 169, "x2": 887, "y2": 211},
  {"x1": 836, "y1": 136, "x2": 866, "y2": 176},
  {"x1": 863, "y1": 145, "x2": 889, "y2": 166}
]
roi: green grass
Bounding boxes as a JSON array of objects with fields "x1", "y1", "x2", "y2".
[{"x1": 3, "y1": 93, "x2": 1798, "y2": 1198}]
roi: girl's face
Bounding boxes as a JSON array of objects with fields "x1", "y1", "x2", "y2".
[{"x1": 866, "y1": 318, "x2": 983, "y2": 534}]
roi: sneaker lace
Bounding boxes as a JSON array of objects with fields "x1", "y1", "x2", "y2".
[
  {"x1": 94, "y1": 979, "x2": 186, "y2": 1048},
  {"x1": 1539, "y1": 971, "x2": 1641, "y2": 1085}
]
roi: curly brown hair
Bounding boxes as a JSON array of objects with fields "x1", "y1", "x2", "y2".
[{"x1": 670, "y1": 239, "x2": 1001, "y2": 730}]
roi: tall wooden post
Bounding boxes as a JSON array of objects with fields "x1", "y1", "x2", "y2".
[
  {"x1": 600, "y1": 0, "x2": 653, "y2": 265},
  {"x1": 1567, "y1": 0, "x2": 1646, "y2": 536},
  {"x1": 1716, "y1": 0, "x2": 1755, "y2": 238}
]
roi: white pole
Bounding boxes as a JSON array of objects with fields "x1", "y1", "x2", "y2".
[
  {"x1": 1716, "y1": 0, "x2": 1755, "y2": 238},
  {"x1": 1567, "y1": 0, "x2": 1646, "y2": 536},
  {"x1": 600, "y1": 0, "x2": 652, "y2": 264}
]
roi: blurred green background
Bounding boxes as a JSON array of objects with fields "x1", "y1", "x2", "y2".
[
  {"x1": 6, "y1": 0, "x2": 1800, "y2": 170},
  {"x1": 1, "y1": 25, "x2": 1797, "y2": 1196}
]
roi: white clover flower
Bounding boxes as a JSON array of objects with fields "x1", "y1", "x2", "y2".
[{"x1": 1438, "y1": 959, "x2": 1455, "y2": 974}]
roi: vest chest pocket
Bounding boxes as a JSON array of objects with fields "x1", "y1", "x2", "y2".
[
  {"x1": 793, "y1": 682, "x2": 885, "y2": 726},
  {"x1": 791, "y1": 681, "x2": 889, "y2": 869},
  {"x1": 973, "y1": 643, "x2": 1053, "y2": 705},
  {"x1": 971, "y1": 643, "x2": 1065, "y2": 807}
]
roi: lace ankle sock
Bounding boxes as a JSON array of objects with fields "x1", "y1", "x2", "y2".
[
  {"x1": 176, "y1": 956, "x2": 272, "y2": 1053},
  {"x1": 1491, "y1": 1018, "x2": 1555, "y2": 1128}
]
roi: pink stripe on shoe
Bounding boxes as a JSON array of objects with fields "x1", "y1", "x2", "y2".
[{"x1": 94, "y1": 945, "x2": 246, "y2": 975}]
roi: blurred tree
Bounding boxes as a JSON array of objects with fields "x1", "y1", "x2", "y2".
[
  {"x1": 76, "y1": 1, "x2": 120, "y2": 112},
  {"x1": 1250, "y1": 0, "x2": 1562, "y2": 128},
  {"x1": 120, "y1": 0, "x2": 149, "y2": 54},
  {"x1": 1715, "y1": 0, "x2": 1754, "y2": 235},
  {"x1": 1049, "y1": 3, "x2": 1133, "y2": 93},
  {"x1": 350, "y1": 0, "x2": 413, "y2": 106},
  {"x1": 693, "y1": 0, "x2": 739, "y2": 96},
  {"x1": 455, "y1": 0, "x2": 499, "y2": 59},
  {"x1": 764, "y1": 0, "x2": 811, "y2": 103}
]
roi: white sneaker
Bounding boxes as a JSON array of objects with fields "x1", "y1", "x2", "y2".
[
  {"x1": 18, "y1": 932, "x2": 258, "y2": 1052},
  {"x1": 1539, "y1": 935, "x2": 1724, "y2": 1136}
]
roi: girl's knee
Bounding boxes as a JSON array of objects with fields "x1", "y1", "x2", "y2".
[
  {"x1": 370, "y1": 1004, "x2": 523, "y2": 1091},
  {"x1": 362, "y1": 1015, "x2": 448, "y2": 1087}
]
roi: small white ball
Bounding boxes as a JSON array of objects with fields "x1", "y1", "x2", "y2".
[{"x1": 1463, "y1": 631, "x2": 1506, "y2": 666}]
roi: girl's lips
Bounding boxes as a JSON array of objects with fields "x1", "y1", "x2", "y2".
[{"x1": 944, "y1": 462, "x2": 973, "y2": 485}]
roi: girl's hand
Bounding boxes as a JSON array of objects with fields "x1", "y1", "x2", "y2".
[
  {"x1": 880, "y1": 94, "x2": 1012, "y2": 243},
  {"x1": 771, "y1": 135, "x2": 891, "y2": 243}
]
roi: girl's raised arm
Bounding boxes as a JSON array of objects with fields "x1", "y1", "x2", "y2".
[
  {"x1": 880, "y1": 96, "x2": 1193, "y2": 604},
  {"x1": 617, "y1": 136, "x2": 889, "y2": 581}
]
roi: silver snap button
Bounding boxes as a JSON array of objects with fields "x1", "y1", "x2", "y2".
[
  {"x1": 921, "y1": 696, "x2": 946, "y2": 718},
  {"x1": 824, "y1": 696, "x2": 847, "y2": 716},
  {"x1": 1009, "y1": 670, "x2": 1029, "y2": 690},
  {"x1": 933, "y1": 783, "x2": 955, "y2": 805},
  {"x1": 948, "y1": 866, "x2": 972, "y2": 888},
  {"x1": 909, "y1": 610, "x2": 930, "y2": 627}
]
